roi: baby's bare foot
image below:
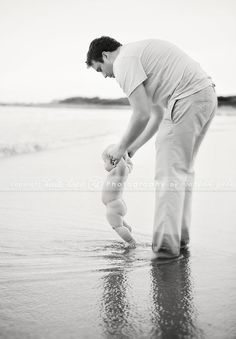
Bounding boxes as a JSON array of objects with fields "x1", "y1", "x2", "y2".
[
  {"x1": 126, "y1": 240, "x2": 136, "y2": 249},
  {"x1": 123, "y1": 220, "x2": 132, "y2": 232}
]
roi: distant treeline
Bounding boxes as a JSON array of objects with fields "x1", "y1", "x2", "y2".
[
  {"x1": 58, "y1": 96, "x2": 130, "y2": 106},
  {"x1": 217, "y1": 96, "x2": 236, "y2": 106},
  {"x1": 58, "y1": 95, "x2": 236, "y2": 107},
  {"x1": 1, "y1": 95, "x2": 236, "y2": 108}
]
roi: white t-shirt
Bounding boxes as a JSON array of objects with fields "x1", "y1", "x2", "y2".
[{"x1": 113, "y1": 39, "x2": 214, "y2": 108}]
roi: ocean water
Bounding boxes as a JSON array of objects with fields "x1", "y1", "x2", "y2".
[
  {"x1": 0, "y1": 105, "x2": 131, "y2": 158},
  {"x1": 0, "y1": 104, "x2": 235, "y2": 158},
  {"x1": 0, "y1": 105, "x2": 236, "y2": 338}
]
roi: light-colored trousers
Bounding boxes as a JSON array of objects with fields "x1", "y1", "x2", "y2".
[{"x1": 152, "y1": 85, "x2": 217, "y2": 257}]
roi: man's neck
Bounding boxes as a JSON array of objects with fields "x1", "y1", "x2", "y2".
[{"x1": 111, "y1": 46, "x2": 122, "y2": 63}]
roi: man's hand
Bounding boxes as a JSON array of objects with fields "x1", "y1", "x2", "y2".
[
  {"x1": 127, "y1": 146, "x2": 138, "y2": 158},
  {"x1": 102, "y1": 144, "x2": 126, "y2": 166}
]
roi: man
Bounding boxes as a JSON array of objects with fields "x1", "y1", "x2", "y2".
[{"x1": 86, "y1": 36, "x2": 217, "y2": 259}]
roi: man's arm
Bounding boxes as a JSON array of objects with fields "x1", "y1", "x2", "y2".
[
  {"x1": 117, "y1": 83, "x2": 151, "y2": 152},
  {"x1": 128, "y1": 104, "x2": 164, "y2": 155}
]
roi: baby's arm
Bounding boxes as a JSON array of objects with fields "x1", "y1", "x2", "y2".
[
  {"x1": 124, "y1": 154, "x2": 133, "y2": 173},
  {"x1": 115, "y1": 157, "x2": 129, "y2": 176}
]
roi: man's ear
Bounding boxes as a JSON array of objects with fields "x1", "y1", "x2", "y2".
[{"x1": 102, "y1": 51, "x2": 109, "y2": 60}]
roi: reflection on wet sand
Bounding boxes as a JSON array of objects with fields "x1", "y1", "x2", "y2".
[
  {"x1": 99, "y1": 267, "x2": 130, "y2": 337},
  {"x1": 98, "y1": 249, "x2": 204, "y2": 338},
  {"x1": 150, "y1": 250, "x2": 203, "y2": 338}
]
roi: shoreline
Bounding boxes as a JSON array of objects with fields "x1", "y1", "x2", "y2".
[
  {"x1": 0, "y1": 103, "x2": 131, "y2": 110},
  {"x1": 1, "y1": 95, "x2": 236, "y2": 110}
]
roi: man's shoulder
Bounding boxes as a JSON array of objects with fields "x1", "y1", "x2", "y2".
[
  {"x1": 114, "y1": 38, "x2": 172, "y2": 66},
  {"x1": 113, "y1": 40, "x2": 150, "y2": 72},
  {"x1": 118, "y1": 39, "x2": 154, "y2": 57}
]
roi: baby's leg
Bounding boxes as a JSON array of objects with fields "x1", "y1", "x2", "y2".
[
  {"x1": 123, "y1": 219, "x2": 132, "y2": 233},
  {"x1": 118, "y1": 198, "x2": 132, "y2": 232},
  {"x1": 106, "y1": 199, "x2": 136, "y2": 247}
]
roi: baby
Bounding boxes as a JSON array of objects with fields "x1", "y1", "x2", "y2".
[{"x1": 101, "y1": 144, "x2": 136, "y2": 248}]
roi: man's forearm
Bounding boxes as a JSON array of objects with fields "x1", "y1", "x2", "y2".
[
  {"x1": 129, "y1": 111, "x2": 163, "y2": 151},
  {"x1": 118, "y1": 111, "x2": 150, "y2": 151}
]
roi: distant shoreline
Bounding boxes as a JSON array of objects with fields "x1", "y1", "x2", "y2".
[
  {"x1": 0, "y1": 102, "x2": 130, "y2": 110},
  {"x1": 0, "y1": 95, "x2": 236, "y2": 108}
]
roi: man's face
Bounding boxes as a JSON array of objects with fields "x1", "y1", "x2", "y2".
[{"x1": 91, "y1": 55, "x2": 115, "y2": 78}]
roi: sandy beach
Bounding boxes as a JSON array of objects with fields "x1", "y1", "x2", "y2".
[{"x1": 0, "y1": 106, "x2": 236, "y2": 338}]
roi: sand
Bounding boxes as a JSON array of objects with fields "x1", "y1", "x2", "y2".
[{"x1": 0, "y1": 113, "x2": 236, "y2": 338}]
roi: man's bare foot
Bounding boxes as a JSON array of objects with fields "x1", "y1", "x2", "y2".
[
  {"x1": 151, "y1": 249, "x2": 180, "y2": 260},
  {"x1": 123, "y1": 220, "x2": 132, "y2": 232}
]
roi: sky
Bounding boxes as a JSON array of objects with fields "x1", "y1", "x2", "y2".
[{"x1": 0, "y1": 0, "x2": 236, "y2": 103}]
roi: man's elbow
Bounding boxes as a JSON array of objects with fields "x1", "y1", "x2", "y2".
[
  {"x1": 134, "y1": 107, "x2": 150, "y2": 120},
  {"x1": 134, "y1": 115, "x2": 150, "y2": 135},
  {"x1": 138, "y1": 114, "x2": 150, "y2": 127}
]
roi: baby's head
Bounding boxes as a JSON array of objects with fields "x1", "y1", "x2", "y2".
[
  {"x1": 102, "y1": 144, "x2": 115, "y2": 172},
  {"x1": 102, "y1": 144, "x2": 133, "y2": 173}
]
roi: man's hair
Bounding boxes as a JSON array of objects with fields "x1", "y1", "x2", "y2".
[{"x1": 86, "y1": 36, "x2": 122, "y2": 67}]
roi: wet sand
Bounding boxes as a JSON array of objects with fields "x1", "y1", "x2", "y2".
[{"x1": 0, "y1": 115, "x2": 236, "y2": 338}]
